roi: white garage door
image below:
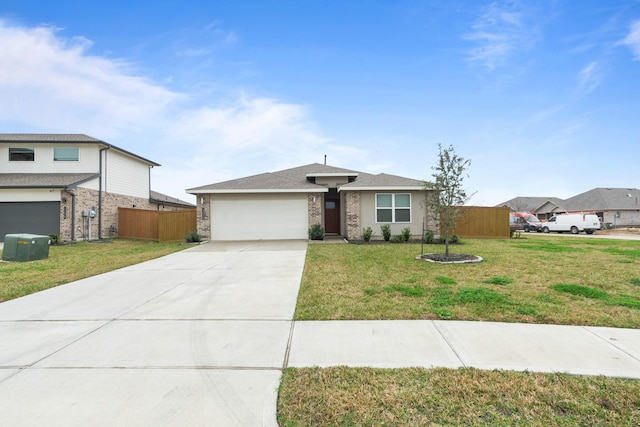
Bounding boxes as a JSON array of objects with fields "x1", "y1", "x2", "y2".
[{"x1": 211, "y1": 194, "x2": 308, "y2": 240}]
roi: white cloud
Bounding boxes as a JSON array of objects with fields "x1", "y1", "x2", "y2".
[
  {"x1": 0, "y1": 20, "x2": 358, "y2": 200},
  {"x1": 0, "y1": 21, "x2": 180, "y2": 137},
  {"x1": 577, "y1": 61, "x2": 602, "y2": 94},
  {"x1": 622, "y1": 20, "x2": 640, "y2": 60},
  {"x1": 463, "y1": 1, "x2": 539, "y2": 70}
]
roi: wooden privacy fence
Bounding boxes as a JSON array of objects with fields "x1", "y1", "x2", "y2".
[
  {"x1": 118, "y1": 208, "x2": 197, "y2": 242},
  {"x1": 441, "y1": 206, "x2": 510, "y2": 239}
]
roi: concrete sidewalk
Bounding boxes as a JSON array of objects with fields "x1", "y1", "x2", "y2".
[
  {"x1": 0, "y1": 240, "x2": 639, "y2": 426},
  {"x1": 288, "y1": 320, "x2": 640, "y2": 378}
]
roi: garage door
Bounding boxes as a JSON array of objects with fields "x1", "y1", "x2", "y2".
[
  {"x1": 0, "y1": 202, "x2": 60, "y2": 242},
  {"x1": 211, "y1": 194, "x2": 308, "y2": 240}
]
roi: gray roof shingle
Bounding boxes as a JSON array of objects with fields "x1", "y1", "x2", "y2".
[
  {"x1": 564, "y1": 188, "x2": 640, "y2": 211},
  {"x1": 0, "y1": 173, "x2": 99, "y2": 188},
  {"x1": 149, "y1": 190, "x2": 195, "y2": 207},
  {"x1": 0, "y1": 134, "x2": 103, "y2": 143},
  {"x1": 340, "y1": 173, "x2": 426, "y2": 189},
  {"x1": 187, "y1": 163, "x2": 427, "y2": 194}
]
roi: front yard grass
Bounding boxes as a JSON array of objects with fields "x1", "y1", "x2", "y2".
[
  {"x1": 295, "y1": 236, "x2": 640, "y2": 328},
  {"x1": 0, "y1": 239, "x2": 188, "y2": 302},
  {"x1": 280, "y1": 236, "x2": 640, "y2": 426},
  {"x1": 278, "y1": 367, "x2": 640, "y2": 426}
]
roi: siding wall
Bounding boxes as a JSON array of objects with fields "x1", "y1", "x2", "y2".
[
  {"x1": 0, "y1": 143, "x2": 99, "y2": 174},
  {"x1": 103, "y1": 150, "x2": 150, "y2": 198},
  {"x1": 358, "y1": 190, "x2": 429, "y2": 240}
]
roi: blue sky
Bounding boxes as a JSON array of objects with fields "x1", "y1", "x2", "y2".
[{"x1": 1, "y1": 0, "x2": 639, "y2": 205}]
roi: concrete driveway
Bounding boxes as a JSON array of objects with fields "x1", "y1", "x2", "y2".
[{"x1": 0, "y1": 240, "x2": 307, "y2": 427}]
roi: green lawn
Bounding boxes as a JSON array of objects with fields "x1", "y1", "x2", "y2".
[
  {"x1": 295, "y1": 236, "x2": 640, "y2": 328},
  {"x1": 0, "y1": 239, "x2": 188, "y2": 302},
  {"x1": 278, "y1": 367, "x2": 640, "y2": 426},
  {"x1": 279, "y1": 235, "x2": 640, "y2": 426}
]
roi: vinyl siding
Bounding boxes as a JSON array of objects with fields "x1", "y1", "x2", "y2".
[
  {"x1": 103, "y1": 150, "x2": 150, "y2": 198},
  {"x1": 1, "y1": 143, "x2": 99, "y2": 174}
]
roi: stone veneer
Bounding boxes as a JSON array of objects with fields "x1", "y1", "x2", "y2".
[
  {"x1": 195, "y1": 194, "x2": 211, "y2": 240},
  {"x1": 344, "y1": 190, "x2": 361, "y2": 240},
  {"x1": 307, "y1": 193, "x2": 323, "y2": 231}
]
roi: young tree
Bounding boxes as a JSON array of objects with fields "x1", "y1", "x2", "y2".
[{"x1": 425, "y1": 144, "x2": 472, "y2": 259}]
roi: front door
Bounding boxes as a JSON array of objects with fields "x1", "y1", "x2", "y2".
[{"x1": 324, "y1": 199, "x2": 340, "y2": 234}]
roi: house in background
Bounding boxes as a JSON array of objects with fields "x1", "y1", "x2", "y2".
[
  {"x1": 187, "y1": 163, "x2": 433, "y2": 241},
  {"x1": 499, "y1": 187, "x2": 640, "y2": 227},
  {"x1": 498, "y1": 196, "x2": 565, "y2": 220},
  {"x1": 0, "y1": 134, "x2": 193, "y2": 242}
]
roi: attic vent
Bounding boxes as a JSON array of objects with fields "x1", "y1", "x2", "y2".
[
  {"x1": 348, "y1": 176, "x2": 356, "y2": 183},
  {"x1": 307, "y1": 176, "x2": 316, "y2": 184}
]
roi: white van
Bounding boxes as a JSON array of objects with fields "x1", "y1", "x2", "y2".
[{"x1": 542, "y1": 214, "x2": 601, "y2": 234}]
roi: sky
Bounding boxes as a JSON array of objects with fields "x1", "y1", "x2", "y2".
[{"x1": 0, "y1": 0, "x2": 639, "y2": 205}]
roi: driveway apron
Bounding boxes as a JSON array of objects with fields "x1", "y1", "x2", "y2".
[{"x1": 0, "y1": 240, "x2": 307, "y2": 427}]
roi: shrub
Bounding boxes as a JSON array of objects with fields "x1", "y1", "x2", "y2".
[
  {"x1": 48, "y1": 234, "x2": 60, "y2": 245},
  {"x1": 381, "y1": 224, "x2": 391, "y2": 241},
  {"x1": 401, "y1": 227, "x2": 411, "y2": 242},
  {"x1": 309, "y1": 224, "x2": 325, "y2": 240},
  {"x1": 391, "y1": 234, "x2": 404, "y2": 243},
  {"x1": 362, "y1": 227, "x2": 374, "y2": 242},
  {"x1": 424, "y1": 230, "x2": 435, "y2": 244},
  {"x1": 185, "y1": 230, "x2": 202, "y2": 243},
  {"x1": 439, "y1": 235, "x2": 458, "y2": 244}
]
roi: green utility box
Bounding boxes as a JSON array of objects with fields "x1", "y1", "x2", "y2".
[{"x1": 2, "y1": 234, "x2": 51, "y2": 262}]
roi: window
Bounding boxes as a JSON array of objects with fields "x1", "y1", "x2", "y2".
[
  {"x1": 54, "y1": 147, "x2": 79, "y2": 161},
  {"x1": 9, "y1": 147, "x2": 34, "y2": 161},
  {"x1": 376, "y1": 193, "x2": 411, "y2": 223}
]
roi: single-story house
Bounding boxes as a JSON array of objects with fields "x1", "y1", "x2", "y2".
[
  {"x1": 499, "y1": 187, "x2": 640, "y2": 226},
  {"x1": 187, "y1": 163, "x2": 434, "y2": 241},
  {"x1": 0, "y1": 134, "x2": 193, "y2": 242}
]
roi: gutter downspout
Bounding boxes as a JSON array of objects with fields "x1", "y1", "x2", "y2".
[
  {"x1": 98, "y1": 146, "x2": 110, "y2": 239},
  {"x1": 63, "y1": 188, "x2": 76, "y2": 241}
]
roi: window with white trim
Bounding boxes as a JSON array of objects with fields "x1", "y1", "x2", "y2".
[
  {"x1": 9, "y1": 147, "x2": 35, "y2": 161},
  {"x1": 376, "y1": 193, "x2": 411, "y2": 223},
  {"x1": 54, "y1": 147, "x2": 79, "y2": 161}
]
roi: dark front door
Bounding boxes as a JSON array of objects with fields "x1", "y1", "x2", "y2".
[{"x1": 324, "y1": 199, "x2": 340, "y2": 234}]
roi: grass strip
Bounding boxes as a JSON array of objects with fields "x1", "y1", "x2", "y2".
[{"x1": 278, "y1": 367, "x2": 640, "y2": 427}]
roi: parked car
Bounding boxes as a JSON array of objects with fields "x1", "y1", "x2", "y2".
[
  {"x1": 541, "y1": 214, "x2": 601, "y2": 234},
  {"x1": 513, "y1": 212, "x2": 543, "y2": 232},
  {"x1": 510, "y1": 214, "x2": 524, "y2": 232}
]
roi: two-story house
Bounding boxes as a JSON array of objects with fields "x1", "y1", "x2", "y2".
[{"x1": 0, "y1": 134, "x2": 190, "y2": 242}]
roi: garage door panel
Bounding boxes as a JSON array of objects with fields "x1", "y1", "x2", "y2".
[
  {"x1": 211, "y1": 196, "x2": 307, "y2": 240},
  {"x1": 0, "y1": 202, "x2": 60, "y2": 241}
]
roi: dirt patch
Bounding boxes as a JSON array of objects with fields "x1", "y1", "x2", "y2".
[{"x1": 417, "y1": 253, "x2": 483, "y2": 264}]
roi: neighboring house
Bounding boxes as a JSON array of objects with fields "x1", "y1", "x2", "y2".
[
  {"x1": 498, "y1": 188, "x2": 640, "y2": 226},
  {"x1": 498, "y1": 196, "x2": 565, "y2": 220},
  {"x1": 562, "y1": 188, "x2": 640, "y2": 228},
  {"x1": 0, "y1": 134, "x2": 190, "y2": 242},
  {"x1": 187, "y1": 163, "x2": 433, "y2": 241},
  {"x1": 149, "y1": 190, "x2": 195, "y2": 210}
]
